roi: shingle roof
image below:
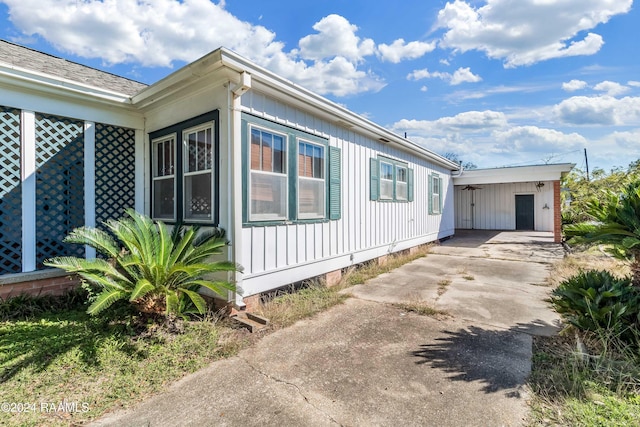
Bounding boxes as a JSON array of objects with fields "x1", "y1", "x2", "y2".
[{"x1": 0, "y1": 40, "x2": 147, "y2": 97}]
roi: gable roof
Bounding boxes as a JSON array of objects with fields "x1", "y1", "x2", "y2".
[{"x1": 0, "y1": 40, "x2": 147, "y2": 97}]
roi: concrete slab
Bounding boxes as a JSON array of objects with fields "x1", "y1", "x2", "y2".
[{"x1": 92, "y1": 230, "x2": 564, "y2": 427}]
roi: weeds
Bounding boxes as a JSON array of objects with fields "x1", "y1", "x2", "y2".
[
  {"x1": 393, "y1": 294, "x2": 449, "y2": 319},
  {"x1": 256, "y1": 280, "x2": 348, "y2": 329}
]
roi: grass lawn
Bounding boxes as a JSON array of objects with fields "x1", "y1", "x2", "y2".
[{"x1": 0, "y1": 304, "x2": 244, "y2": 426}]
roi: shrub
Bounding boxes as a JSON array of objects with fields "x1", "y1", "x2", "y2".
[
  {"x1": 45, "y1": 209, "x2": 241, "y2": 318},
  {"x1": 551, "y1": 270, "x2": 639, "y2": 344}
]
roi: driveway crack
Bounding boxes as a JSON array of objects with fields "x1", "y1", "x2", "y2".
[{"x1": 238, "y1": 356, "x2": 343, "y2": 426}]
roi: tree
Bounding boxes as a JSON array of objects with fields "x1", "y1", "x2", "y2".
[
  {"x1": 45, "y1": 209, "x2": 240, "y2": 317},
  {"x1": 565, "y1": 180, "x2": 640, "y2": 288},
  {"x1": 442, "y1": 152, "x2": 477, "y2": 170},
  {"x1": 562, "y1": 160, "x2": 640, "y2": 224}
]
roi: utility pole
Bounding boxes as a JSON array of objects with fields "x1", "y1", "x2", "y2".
[{"x1": 584, "y1": 148, "x2": 590, "y2": 182}]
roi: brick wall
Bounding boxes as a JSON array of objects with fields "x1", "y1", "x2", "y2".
[
  {"x1": 0, "y1": 274, "x2": 79, "y2": 300},
  {"x1": 553, "y1": 180, "x2": 562, "y2": 243}
]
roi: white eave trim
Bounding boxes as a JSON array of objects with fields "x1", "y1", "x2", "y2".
[
  {"x1": 218, "y1": 49, "x2": 458, "y2": 170},
  {"x1": 453, "y1": 163, "x2": 575, "y2": 186},
  {"x1": 0, "y1": 62, "x2": 133, "y2": 104}
]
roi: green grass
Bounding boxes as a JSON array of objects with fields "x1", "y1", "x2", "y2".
[
  {"x1": 0, "y1": 305, "x2": 245, "y2": 426},
  {"x1": 528, "y1": 331, "x2": 640, "y2": 426},
  {"x1": 256, "y1": 283, "x2": 349, "y2": 329}
]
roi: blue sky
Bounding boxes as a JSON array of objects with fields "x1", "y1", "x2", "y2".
[{"x1": 1, "y1": 0, "x2": 638, "y2": 172}]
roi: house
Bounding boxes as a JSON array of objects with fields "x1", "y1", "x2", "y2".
[
  {"x1": 453, "y1": 164, "x2": 574, "y2": 243},
  {"x1": 0, "y1": 40, "x2": 459, "y2": 306}
]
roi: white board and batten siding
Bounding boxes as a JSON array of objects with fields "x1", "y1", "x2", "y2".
[
  {"x1": 454, "y1": 181, "x2": 554, "y2": 231},
  {"x1": 240, "y1": 92, "x2": 454, "y2": 296}
]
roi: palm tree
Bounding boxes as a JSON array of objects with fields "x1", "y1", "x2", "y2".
[
  {"x1": 565, "y1": 180, "x2": 640, "y2": 287},
  {"x1": 45, "y1": 209, "x2": 240, "y2": 317}
]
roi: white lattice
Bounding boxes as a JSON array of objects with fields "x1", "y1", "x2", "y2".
[
  {"x1": 95, "y1": 124, "x2": 136, "y2": 223},
  {"x1": 35, "y1": 113, "x2": 85, "y2": 267},
  {"x1": 0, "y1": 107, "x2": 22, "y2": 274}
]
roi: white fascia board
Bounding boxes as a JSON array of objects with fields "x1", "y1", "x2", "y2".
[
  {"x1": 0, "y1": 63, "x2": 132, "y2": 104},
  {"x1": 218, "y1": 49, "x2": 459, "y2": 170},
  {"x1": 453, "y1": 163, "x2": 575, "y2": 186}
]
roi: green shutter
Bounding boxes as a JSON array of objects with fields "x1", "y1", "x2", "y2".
[
  {"x1": 438, "y1": 176, "x2": 444, "y2": 214},
  {"x1": 370, "y1": 157, "x2": 379, "y2": 201},
  {"x1": 428, "y1": 173, "x2": 433, "y2": 214},
  {"x1": 329, "y1": 146, "x2": 341, "y2": 220},
  {"x1": 407, "y1": 168, "x2": 414, "y2": 202}
]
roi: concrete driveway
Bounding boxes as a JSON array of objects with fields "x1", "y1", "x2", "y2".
[{"x1": 93, "y1": 230, "x2": 563, "y2": 427}]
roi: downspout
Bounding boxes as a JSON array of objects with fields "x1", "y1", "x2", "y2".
[{"x1": 228, "y1": 72, "x2": 251, "y2": 308}]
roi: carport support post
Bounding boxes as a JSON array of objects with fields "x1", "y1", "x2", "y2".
[{"x1": 553, "y1": 180, "x2": 562, "y2": 243}]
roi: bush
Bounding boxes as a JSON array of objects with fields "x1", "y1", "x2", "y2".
[{"x1": 551, "y1": 270, "x2": 640, "y2": 344}]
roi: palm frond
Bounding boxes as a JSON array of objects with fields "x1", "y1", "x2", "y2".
[
  {"x1": 179, "y1": 288, "x2": 207, "y2": 314},
  {"x1": 63, "y1": 226, "x2": 120, "y2": 258},
  {"x1": 129, "y1": 279, "x2": 155, "y2": 301},
  {"x1": 87, "y1": 289, "x2": 128, "y2": 315}
]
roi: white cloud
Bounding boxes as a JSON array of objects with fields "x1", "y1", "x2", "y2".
[
  {"x1": 377, "y1": 38, "x2": 436, "y2": 63},
  {"x1": 392, "y1": 110, "x2": 508, "y2": 134},
  {"x1": 297, "y1": 14, "x2": 375, "y2": 62},
  {"x1": 1, "y1": 1, "x2": 387, "y2": 96},
  {"x1": 450, "y1": 67, "x2": 482, "y2": 85},
  {"x1": 562, "y1": 79, "x2": 587, "y2": 92},
  {"x1": 436, "y1": 0, "x2": 632, "y2": 67},
  {"x1": 628, "y1": 81, "x2": 640, "y2": 88},
  {"x1": 407, "y1": 67, "x2": 481, "y2": 85},
  {"x1": 420, "y1": 86, "x2": 428, "y2": 92},
  {"x1": 491, "y1": 126, "x2": 585, "y2": 153},
  {"x1": 553, "y1": 95, "x2": 640, "y2": 126},
  {"x1": 593, "y1": 80, "x2": 630, "y2": 96}
]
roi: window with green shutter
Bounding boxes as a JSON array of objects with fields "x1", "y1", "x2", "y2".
[
  {"x1": 428, "y1": 172, "x2": 443, "y2": 215},
  {"x1": 370, "y1": 155, "x2": 414, "y2": 202},
  {"x1": 242, "y1": 114, "x2": 341, "y2": 224}
]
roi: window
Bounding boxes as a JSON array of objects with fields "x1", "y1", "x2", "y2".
[
  {"x1": 429, "y1": 173, "x2": 443, "y2": 215},
  {"x1": 298, "y1": 140, "x2": 325, "y2": 218},
  {"x1": 396, "y1": 166, "x2": 408, "y2": 201},
  {"x1": 380, "y1": 161, "x2": 394, "y2": 200},
  {"x1": 249, "y1": 126, "x2": 288, "y2": 221},
  {"x1": 184, "y1": 124, "x2": 213, "y2": 221},
  {"x1": 150, "y1": 110, "x2": 219, "y2": 224},
  {"x1": 152, "y1": 135, "x2": 176, "y2": 220},
  {"x1": 243, "y1": 114, "x2": 341, "y2": 224},
  {"x1": 370, "y1": 156, "x2": 413, "y2": 202}
]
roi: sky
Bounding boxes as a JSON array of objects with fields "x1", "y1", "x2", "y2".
[{"x1": 1, "y1": 0, "x2": 639, "y2": 172}]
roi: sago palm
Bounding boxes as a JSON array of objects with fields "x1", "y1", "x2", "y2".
[
  {"x1": 565, "y1": 180, "x2": 640, "y2": 287},
  {"x1": 45, "y1": 209, "x2": 240, "y2": 316}
]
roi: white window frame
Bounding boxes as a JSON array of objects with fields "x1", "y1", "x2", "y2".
[
  {"x1": 182, "y1": 123, "x2": 214, "y2": 222},
  {"x1": 152, "y1": 134, "x2": 176, "y2": 221},
  {"x1": 396, "y1": 165, "x2": 408, "y2": 201},
  {"x1": 431, "y1": 174, "x2": 441, "y2": 214},
  {"x1": 380, "y1": 161, "x2": 394, "y2": 200},
  {"x1": 248, "y1": 124, "x2": 288, "y2": 221},
  {"x1": 297, "y1": 139, "x2": 326, "y2": 220}
]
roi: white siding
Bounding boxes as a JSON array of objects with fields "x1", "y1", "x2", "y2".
[
  {"x1": 240, "y1": 91, "x2": 454, "y2": 295},
  {"x1": 454, "y1": 181, "x2": 554, "y2": 231}
]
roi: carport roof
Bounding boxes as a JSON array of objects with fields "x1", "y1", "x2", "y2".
[{"x1": 453, "y1": 163, "x2": 574, "y2": 186}]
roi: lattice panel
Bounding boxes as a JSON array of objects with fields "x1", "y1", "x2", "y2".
[
  {"x1": 35, "y1": 113, "x2": 85, "y2": 267},
  {"x1": 95, "y1": 124, "x2": 135, "y2": 224},
  {"x1": 0, "y1": 107, "x2": 22, "y2": 274}
]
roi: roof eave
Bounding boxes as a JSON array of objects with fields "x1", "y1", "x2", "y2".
[
  {"x1": 218, "y1": 49, "x2": 458, "y2": 170},
  {"x1": 0, "y1": 62, "x2": 133, "y2": 105}
]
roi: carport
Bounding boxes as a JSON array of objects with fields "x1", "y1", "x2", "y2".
[{"x1": 453, "y1": 163, "x2": 574, "y2": 243}]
